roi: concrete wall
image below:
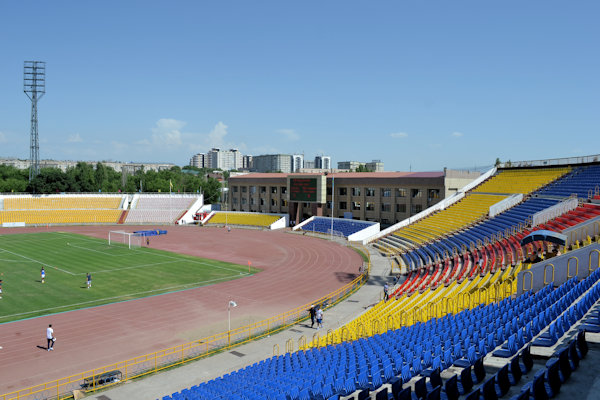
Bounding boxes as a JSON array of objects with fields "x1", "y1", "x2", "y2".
[
  {"x1": 443, "y1": 169, "x2": 485, "y2": 198},
  {"x1": 516, "y1": 243, "x2": 600, "y2": 294},
  {"x1": 563, "y1": 215, "x2": 600, "y2": 247},
  {"x1": 269, "y1": 215, "x2": 289, "y2": 230},
  {"x1": 348, "y1": 222, "x2": 381, "y2": 242}
]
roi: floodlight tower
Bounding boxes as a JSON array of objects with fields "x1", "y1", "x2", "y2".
[{"x1": 23, "y1": 61, "x2": 46, "y2": 181}]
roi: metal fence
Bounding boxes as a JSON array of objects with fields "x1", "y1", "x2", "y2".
[{"x1": 1, "y1": 249, "x2": 370, "y2": 400}]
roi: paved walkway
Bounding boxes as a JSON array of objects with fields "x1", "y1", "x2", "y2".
[{"x1": 96, "y1": 245, "x2": 393, "y2": 400}]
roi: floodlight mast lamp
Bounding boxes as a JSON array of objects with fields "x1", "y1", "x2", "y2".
[{"x1": 23, "y1": 61, "x2": 46, "y2": 182}]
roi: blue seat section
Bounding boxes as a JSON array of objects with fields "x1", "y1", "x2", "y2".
[
  {"x1": 301, "y1": 217, "x2": 376, "y2": 237},
  {"x1": 403, "y1": 165, "x2": 600, "y2": 268},
  {"x1": 537, "y1": 165, "x2": 600, "y2": 198},
  {"x1": 407, "y1": 197, "x2": 559, "y2": 267},
  {"x1": 161, "y1": 269, "x2": 600, "y2": 400}
]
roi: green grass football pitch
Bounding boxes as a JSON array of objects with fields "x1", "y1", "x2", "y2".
[{"x1": 0, "y1": 232, "x2": 259, "y2": 323}]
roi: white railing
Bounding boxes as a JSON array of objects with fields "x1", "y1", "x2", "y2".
[
  {"x1": 364, "y1": 166, "x2": 497, "y2": 244},
  {"x1": 532, "y1": 197, "x2": 579, "y2": 227},
  {"x1": 292, "y1": 216, "x2": 315, "y2": 231},
  {"x1": 178, "y1": 195, "x2": 205, "y2": 224},
  {"x1": 499, "y1": 154, "x2": 600, "y2": 169},
  {"x1": 489, "y1": 194, "x2": 523, "y2": 218}
]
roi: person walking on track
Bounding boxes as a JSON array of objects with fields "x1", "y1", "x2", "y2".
[{"x1": 46, "y1": 324, "x2": 55, "y2": 351}]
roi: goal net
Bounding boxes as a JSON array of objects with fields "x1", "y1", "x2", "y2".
[{"x1": 108, "y1": 231, "x2": 142, "y2": 249}]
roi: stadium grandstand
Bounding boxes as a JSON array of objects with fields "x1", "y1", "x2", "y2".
[
  {"x1": 0, "y1": 193, "x2": 202, "y2": 226},
  {"x1": 203, "y1": 211, "x2": 286, "y2": 228},
  {"x1": 1, "y1": 155, "x2": 600, "y2": 400},
  {"x1": 153, "y1": 156, "x2": 600, "y2": 400}
]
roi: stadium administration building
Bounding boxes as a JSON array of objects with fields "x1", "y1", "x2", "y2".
[{"x1": 228, "y1": 169, "x2": 480, "y2": 226}]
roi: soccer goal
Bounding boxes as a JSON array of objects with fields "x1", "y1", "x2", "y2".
[{"x1": 108, "y1": 231, "x2": 142, "y2": 249}]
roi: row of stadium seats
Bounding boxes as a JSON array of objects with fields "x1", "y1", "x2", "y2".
[
  {"x1": 391, "y1": 193, "x2": 508, "y2": 248},
  {"x1": 380, "y1": 165, "x2": 600, "y2": 271},
  {"x1": 124, "y1": 195, "x2": 198, "y2": 224},
  {"x1": 537, "y1": 165, "x2": 600, "y2": 199},
  {"x1": 206, "y1": 212, "x2": 282, "y2": 227},
  {"x1": 3, "y1": 196, "x2": 122, "y2": 210},
  {"x1": 300, "y1": 217, "x2": 376, "y2": 237},
  {"x1": 161, "y1": 266, "x2": 600, "y2": 400},
  {"x1": 471, "y1": 167, "x2": 571, "y2": 195},
  {"x1": 0, "y1": 209, "x2": 122, "y2": 224},
  {"x1": 314, "y1": 264, "x2": 515, "y2": 347}
]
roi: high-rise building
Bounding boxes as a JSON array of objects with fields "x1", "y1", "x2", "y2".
[
  {"x1": 242, "y1": 155, "x2": 253, "y2": 170},
  {"x1": 337, "y1": 160, "x2": 384, "y2": 172},
  {"x1": 207, "y1": 148, "x2": 243, "y2": 170},
  {"x1": 337, "y1": 161, "x2": 363, "y2": 171},
  {"x1": 291, "y1": 154, "x2": 304, "y2": 172},
  {"x1": 252, "y1": 154, "x2": 292, "y2": 173},
  {"x1": 304, "y1": 160, "x2": 315, "y2": 169},
  {"x1": 190, "y1": 153, "x2": 207, "y2": 168},
  {"x1": 366, "y1": 160, "x2": 384, "y2": 172},
  {"x1": 315, "y1": 155, "x2": 331, "y2": 170}
]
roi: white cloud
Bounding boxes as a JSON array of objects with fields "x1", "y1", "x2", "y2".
[
  {"x1": 207, "y1": 121, "x2": 228, "y2": 148},
  {"x1": 67, "y1": 133, "x2": 83, "y2": 143},
  {"x1": 451, "y1": 131, "x2": 464, "y2": 138},
  {"x1": 151, "y1": 118, "x2": 185, "y2": 146},
  {"x1": 277, "y1": 129, "x2": 300, "y2": 141},
  {"x1": 390, "y1": 132, "x2": 408, "y2": 138},
  {"x1": 0, "y1": 131, "x2": 6, "y2": 143}
]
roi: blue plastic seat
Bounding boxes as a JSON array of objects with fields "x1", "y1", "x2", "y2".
[
  {"x1": 456, "y1": 366, "x2": 473, "y2": 396},
  {"x1": 480, "y1": 377, "x2": 497, "y2": 400},
  {"x1": 508, "y1": 355, "x2": 522, "y2": 386},
  {"x1": 440, "y1": 374, "x2": 459, "y2": 400},
  {"x1": 493, "y1": 334, "x2": 518, "y2": 358},
  {"x1": 494, "y1": 364, "x2": 511, "y2": 398},
  {"x1": 426, "y1": 386, "x2": 441, "y2": 400},
  {"x1": 425, "y1": 368, "x2": 442, "y2": 393},
  {"x1": 471, "y1": 357, "x2": 486, "y2": 384},
  {"x1": 454, "y1": 345, "x2": 477, "y2": 368},
  {"x1": 463, "y1": 388, "x2": 480, "y2": 400},
  {"x1": 412, "y1": 377, "x2": 427, "y2": 400}
]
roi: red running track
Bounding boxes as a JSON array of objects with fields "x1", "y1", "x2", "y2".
[{"x1": 0, "y1": 225, "x2": 362, "y2": 395}]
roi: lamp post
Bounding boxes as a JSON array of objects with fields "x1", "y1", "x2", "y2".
[
  {"x1": 331, "y1": 172, "x2": 334, "y2": 240},
  {"x1": 228, "y1": 300, "x2": 237, "y2": 346}
]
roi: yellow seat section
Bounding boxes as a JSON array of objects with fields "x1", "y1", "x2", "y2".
[
  {"x1": 472, "y1": 167, "x2": 571, "y2": 195},
  {"x1": 307, "y1": 263, "x2": 517, "y2": 349},
  {"x1": 0, "y1": 196, "x2": 123, "y2": 224},
  {"x1": 4, "y1": 196, "x2": 121, "y2": 210},
  {"x1": 0, "y1": 210, "x2": 121, "y2": 224},
  {"x1": 207, "y1": 212, "x2": 280, "y2": 227},
  {"x1": 392, "y1": 194, "x2": 507, "y2": 246}
]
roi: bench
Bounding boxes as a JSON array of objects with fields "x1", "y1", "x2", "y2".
[{"x1": 81, "y1": 370, "x2": 122, "y2": 390}]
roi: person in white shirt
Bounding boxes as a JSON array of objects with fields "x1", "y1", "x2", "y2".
[
  {"x1": 316, "y1": 307, "x2": 323, "y2": 329},
  {"x1": 46, "y1": 324, "x2": 55, "y2": 351}
]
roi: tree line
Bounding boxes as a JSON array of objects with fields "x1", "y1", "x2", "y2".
[{"x1": 0, "y1": 163, "x2": 223, "y2": 203}]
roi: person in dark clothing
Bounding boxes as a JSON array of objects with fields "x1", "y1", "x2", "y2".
[
  {"x1": 383, "y1": 283, "x2": 389, "y2": 301},
  {"x1": 308, "y1": 305, "x2": 317, "y2": 328},
  {"x1": 526, "y1": 250, "x2": 543, "y2": 265}
]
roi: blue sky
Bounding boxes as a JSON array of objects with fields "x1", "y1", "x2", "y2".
[{"x1": 0, "y1": 1, "x2": 598, "y2": 172}]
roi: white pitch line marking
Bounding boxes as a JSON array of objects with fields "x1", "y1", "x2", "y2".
[{"x1": 0, "y1": 247, "x2": 75, "y2": 275}]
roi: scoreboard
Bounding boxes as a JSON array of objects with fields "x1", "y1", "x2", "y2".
[
  {"x1": 289, "y1": 178, "x2": 317, "y2": 202},
  {"x1": 287, "y1": 175, "x2": 326, "y2": 203}
]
